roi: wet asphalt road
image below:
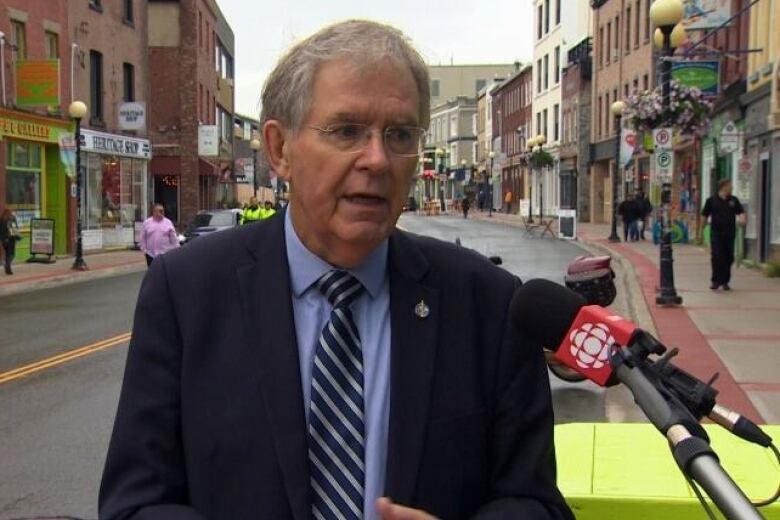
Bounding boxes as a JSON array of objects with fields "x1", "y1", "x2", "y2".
[{"x1": 0, "y1": 215, "x2": 640, "y2": 519}]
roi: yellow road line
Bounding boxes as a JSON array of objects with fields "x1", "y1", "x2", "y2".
[{"x1": 0, "y1": 332, "x2": 131, "y2": 385}]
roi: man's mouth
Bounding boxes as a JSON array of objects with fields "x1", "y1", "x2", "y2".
[{"x1": 344, "y1": 194, "x2": 386, "y2": 206}]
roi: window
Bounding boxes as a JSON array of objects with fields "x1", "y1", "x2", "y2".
[
  {"x1": 124, "y1": 0, "x2": 134, "y2": 24},
  {"x1": 536, "y1": 112, "x2": 541, "y2": 136},
  {"x1": 614, "y1": 16, "x2": 620, "y2": 57},
  {"x1": 543, "y1": 54, "x2": 549, "y2": 90},
  {"x1": 606, "y1": 23, "x2": 611, "y2": 62},
  {"x1": 537, "y1": 59, "x2": 542, "y2": 92},
  {"x1": 599, "y1": 26, "x2": 604, "y2": 66},
  {"x1": 553, "y1": 104, "x2": 559, "y2": 142},
  {"x1": 476, "y1": 79, "x2": 486, "y2": 93},
  {"x1": 635, "y1": 1, "x2": 641, "y2": 46},
  {"x1": 554, "y1": 46, "x2": 560, "y2": 84},
  {"x1": 538, "y1": 4, "x2": 543, "y2": 39},
  {"x1": 431, "y1": 79, "x2": 440, "y2": 97},
  {"x1": 90, "y1": 50, "x2": 104, "y2": 122},
  {"x1": 626, "y1": 7, "x2": 632, "y2": 51},
  {"x1": 11, "y1": 21, "x2": 25, "y2": 60},
  {"x1": 198, "y1": 11, "x2": 203, "y2": 48},
  {"x1": 544, "y1": 0, "x2": 550, "y2": 34},
  {"x1": 645, "y1": 0, "x2": 651, "y2": 39},
  {"x1": 643, "y1": 73, "x2": 649, "y2": 91},
  {"x1": 624, "y1": 83, "x2": 629, "y2": 97},
  {"x1": 605, "y1": 92, "x2": 610, "y2": 135},
  {"x1": 89, "y1": 0, "x2": 102, "y2": 10},
  {"x1": 598, "y1": 96, "x2": 603, "y2": 136},
  {"x1": 44, "y1": 31, "x2": 58, "y2": 59},
  {"x1": 198, "y1": 84, "x2": 203, "y2": 122},
  {"x1": 542, "y1": 108, "x2": 548, "y2": 140},
  {"x1": 123, "y1": 63, "x2": 135, "y2": 101},
  {"x1": 633, "y1": 78, "x2": 639, "y2": 93},
  {"x1": 555, "y1": 0, "x2": 561, "y2": 25}
]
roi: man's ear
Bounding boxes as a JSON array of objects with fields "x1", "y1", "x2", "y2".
[{"x1": 263, "y1": 120, "x2": 291, "y2": 181}]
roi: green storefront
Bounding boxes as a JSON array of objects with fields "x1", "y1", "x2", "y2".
[{"x1": 1, "y1": 108, "x2": 72, "y2": 262}]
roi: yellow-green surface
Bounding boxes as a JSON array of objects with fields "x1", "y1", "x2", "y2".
[{"x1": 556, "y1": 423, "x2": 780, "y2": 519}]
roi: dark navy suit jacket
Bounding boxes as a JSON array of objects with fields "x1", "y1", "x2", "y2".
[{"x1": 99, "y1": 212, "x2": 573, "y2": 520}]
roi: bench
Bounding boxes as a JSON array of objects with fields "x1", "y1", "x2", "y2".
[{"x1": 556, "y1": 423, "x2": 780, "y2": 519}]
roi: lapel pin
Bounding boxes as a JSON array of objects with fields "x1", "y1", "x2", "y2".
[{"x1": 415, "y1": 300, "x2": 430, "y2": 319}]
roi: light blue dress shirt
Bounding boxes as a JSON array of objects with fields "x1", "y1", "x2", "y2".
[{"x1": 284, "y1": 209, "x2": 391, "y2": 520}]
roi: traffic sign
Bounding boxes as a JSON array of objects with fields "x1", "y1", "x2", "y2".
[
  {"x1": 656, "y1": 150, "x2": 673, "y2": 183},
  {"x1": 653, "y1": 128, "x2": 672, "y2": 150}
]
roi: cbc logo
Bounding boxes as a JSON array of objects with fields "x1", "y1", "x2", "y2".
[{"x1": 568, "y1": 323, "x2": 615, "y2": 369}]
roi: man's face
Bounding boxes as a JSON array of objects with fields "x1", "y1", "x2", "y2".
[
  {"x1": 153, "y1": 206, "x2": 164, "y2": 220},
  {"x1": 721, "y1": 182, "x2": 733, "y2": 197},
  {"x1": 279, "y1": 59, "x2": 420, "y2": 265}
]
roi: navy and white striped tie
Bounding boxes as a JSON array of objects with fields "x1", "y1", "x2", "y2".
[{"x1": 309, "y1": 270, "x2": 366, "y2": 520}]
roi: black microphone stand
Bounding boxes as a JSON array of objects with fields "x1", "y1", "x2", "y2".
[{"x1": 609, "y1": 336, "x2": 765, "y2": 520}]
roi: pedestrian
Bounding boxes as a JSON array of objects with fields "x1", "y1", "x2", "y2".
[
  {"x1": 504, "y1": 190, "x2": 513, "y2": 213},
  {"x1": 262, "y1": 200, "x2": 277, "y2": 219},
  {"x1": 139, "y1": 203, "x2": 179, "y2": 267},
  {"x1": 477, "y1": 189, "x2": 485, "y2": 211},
  {"x1": 461, "y1": 195, "x2": 471, "y2": 219},
  {"x1": 242, "y1": 196, "x2": 263, "y2": 224},
  {"x1": 0, "y1": 208, "x2": 21, "y2": 275},
  {"x1": 100, "y1": 20, "x2": 573, "y2": 520},
  {"x1": 637, "y1": 191, "x2": 653, "y2": 241},
  {"x1": 702, "y1": 179, "x2": 745, "y2": 291},
  {"x1": 617, "y1": 197, "x2": 640, "y2": 242}
]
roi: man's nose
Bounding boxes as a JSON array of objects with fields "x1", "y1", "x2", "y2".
[{"x1": 356, "y1": 130, "x2": 391, "y2": 171}]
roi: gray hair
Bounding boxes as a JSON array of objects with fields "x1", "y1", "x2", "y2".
[{"x1": 260, "y1": 20, "x2": 430, "y2": 133}]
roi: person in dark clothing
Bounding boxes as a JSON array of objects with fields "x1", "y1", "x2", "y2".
[
  {"x1": 702, "y1": 179, "x2": 745, "y2": 291},
  {"x1": 0, "y1": 208, "x2": 20, "y2": 275},
  {"x1": 636, "y1": 191, "x2": 653, "y2": 240},
  {"x1": 461, "y1": 196, "x2": 471, "y2": 219},
  {"x1": 617, "y1": 198, "x2": 640, "y2": 242}
]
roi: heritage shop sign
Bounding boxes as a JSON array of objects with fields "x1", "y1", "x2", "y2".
[{"x1": 79, "y1": 129, "x2": 151, "y2": 159}]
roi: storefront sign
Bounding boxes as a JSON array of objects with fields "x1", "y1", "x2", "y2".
[
  {"x1": 620, "y1": 129, "x2": 636, "y2": 167},
  {"x1": 671, "y1": 61, "x2": 719, "y2": 96},
  {"x1": 79, "y1": 129, "x2": 151, "y2": 159},
  {"x1": 0, "y1": 115, "x2": 59, "y2": 143},
  {"x1": 198, "y1": 125, "x2": 219, "y2": 156},
  {"x1": 653, "y1": 128, "x2": 674, "y2": 183},
  {"x1": 719, "y1": 121, "x2": 741, "y2": 154},
  {"x1": 118, "y1": 102, "x2": 146, "y2": 131},
  {"x1": 684, "y1": 0, "x2": 730, "y2": 30},
  {"x1": 16, "y1": 60, "x2": 60, "y2": 106},
  {"x1": 30, "y1": 218, "x2": 55, "y2": 256},
  {"x1": 558, "y1": 209, "x2": 577, "y2": 240}
]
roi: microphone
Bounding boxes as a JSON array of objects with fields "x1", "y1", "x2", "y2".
[{"x1": 511, "y1": 279, "x2": 772, "y2": 448}]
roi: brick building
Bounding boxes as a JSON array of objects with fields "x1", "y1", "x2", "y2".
[
  {"x1": 589, "y1": 0, "x2": 654, "y2": 224},
  {"x1": 0, "y1": 0, "x2": 73, "y2": 261},
  {"x1": 560, "y1": 37, "x2": 592, "y2": 217},
  {"x1": 492, "y1": 64, "x2": 532, "y2": 214},
  {"x1": 69, "y1": 0, "x2": 151, "y2": 251},
  {"x1": 147, "y1": 0, "x2": 234, "y2": 228}
]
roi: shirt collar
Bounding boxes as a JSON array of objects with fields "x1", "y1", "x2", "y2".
[{"x1": 284, "y1": 207, "x2": 388, "y2": 299}]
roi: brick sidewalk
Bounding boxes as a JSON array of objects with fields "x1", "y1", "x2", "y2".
[
  {"x1": 0, "y1": 249, "x2": 146, "y2": 297},
  {"x1": 470, "y1": 210, "x2": 780, "y2": 424}
]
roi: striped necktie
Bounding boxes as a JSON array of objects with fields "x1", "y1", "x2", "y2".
[{"x1": 309, "y1": 270, "x2": 366, "y2": 520}]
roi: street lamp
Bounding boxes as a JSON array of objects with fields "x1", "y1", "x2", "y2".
[
  {"x1": 650, "y1": 0, "x2": 684, "y2": 305},
  {"x1": 249, "y1": 138, "x2": 261, "y2": 199},
  {"x1": 436, "y1": 148, "x2": 449, "y2": 212},
  {"x1": 69, "y1": 100, "x2": 88, "y2": 271},
  {"x1": 536, "y1": 134, "x2": 547, "y2": 220},
  {"x1": 487, "y1": 150, "x2": 495, "y2": 217},
  {"x1": 609, "y1": 100, "x2": 626, "y2": 242}
]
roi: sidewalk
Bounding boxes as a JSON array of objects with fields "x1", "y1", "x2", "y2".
[
  {"x1": 470, "y1": 210, "x2": 780, "y2": 424},
  {"x1": 0, "y1": 249, "x2": 147, "y2": 297}
]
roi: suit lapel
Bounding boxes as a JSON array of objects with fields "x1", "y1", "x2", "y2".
[
  {"x1": 384, "y1": 231, "x2": 439, "y2": 506},
  {"x1": 236, "y1": 213, "x2": 311, "y2": 520}
]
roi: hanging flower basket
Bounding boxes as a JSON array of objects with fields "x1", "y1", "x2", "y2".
[
  {"x1": 624, "y1": 81, "x2": 713, "y2": 138},
  {"x1": 530, "y1": 149, "x2": 554, "y2": 169}
]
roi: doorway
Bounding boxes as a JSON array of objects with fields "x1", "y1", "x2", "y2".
[
  {"x1": 153, "y1": 175, "x2": 180, "y2": 225},
  {"x1": 759, "y1": 155, "x2": 771, "y2": 262}
]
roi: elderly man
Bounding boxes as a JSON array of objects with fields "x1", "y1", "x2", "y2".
[{"x1": 100, "y1": 20, "x2": 572, "y2": 520}]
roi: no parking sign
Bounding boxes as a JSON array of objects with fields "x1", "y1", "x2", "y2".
[{"x1": 653, "y1": 128, "x2": 674, "y2": 183}]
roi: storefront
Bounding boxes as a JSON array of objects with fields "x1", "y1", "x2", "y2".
[
  {"x1": 0, "y1": 108, "x2": 72, "y2": 261},
  {"x1": 79, "y1": 129, "x2": 151, "y2": 250}
]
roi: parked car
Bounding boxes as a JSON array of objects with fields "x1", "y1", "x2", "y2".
[{"x1": 180, "y1": 209, "x2": 242, "y2": 244}]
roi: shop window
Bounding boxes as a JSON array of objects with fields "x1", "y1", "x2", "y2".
[
  {"x1": 45, "y1": 31, "x2": 58, "y2": 59},
  {"x1": 5, "y1": 142, "x2": 43, "y2": 228},
  {"x1": 11, "y1": 20, "x2": 25, "y2": 61},
  {"x1": 81, "y1": 154, "x2": 148, "y2": 234}
]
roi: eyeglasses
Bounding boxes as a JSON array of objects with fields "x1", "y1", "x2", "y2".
[{"x1": 308, "y1": 123, "x2": 425, "y2": 158}]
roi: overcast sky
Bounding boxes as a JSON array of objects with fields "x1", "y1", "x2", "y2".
[{"x1": 217, "y1": 0, "x2": 535, "y2": 117}]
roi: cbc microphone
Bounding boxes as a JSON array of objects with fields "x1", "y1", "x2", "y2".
[{"x1": 510, "y1": 279, "x2": 773, "y2": 447}]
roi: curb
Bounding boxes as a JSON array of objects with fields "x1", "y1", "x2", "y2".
[{"x1": 0, "y1": 262, "x2": 146, "y2": 298}]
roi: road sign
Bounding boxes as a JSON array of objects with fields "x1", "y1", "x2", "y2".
[
  {"x1": 720, "y1": 121, "x2": 741, "y2": 154},
  {"x1": 656, "y1": 150, "x2": 673, "y2": 183},
  {"x1": 653, "y1": 128, "x2": 672, "y2": 149}
]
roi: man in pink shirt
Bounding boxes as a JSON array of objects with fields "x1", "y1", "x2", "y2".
[{"x1": 140, "y1": 204, "x2": 179, "y2": 266}]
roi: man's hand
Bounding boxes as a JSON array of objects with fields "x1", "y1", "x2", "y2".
[{"x1": 376, "y1": 497, "x2": 439, "y2": 520}]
